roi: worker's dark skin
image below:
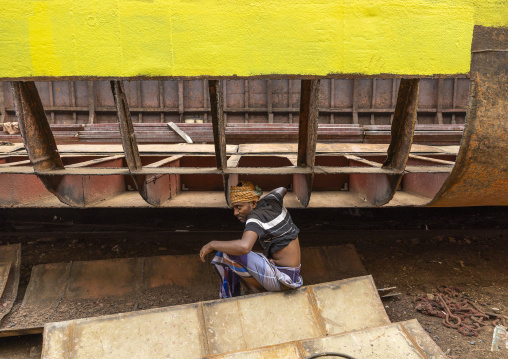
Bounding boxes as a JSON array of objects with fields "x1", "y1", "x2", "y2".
[{"x1": 199, "y1": 187, "x2": 301, "y2": 267}]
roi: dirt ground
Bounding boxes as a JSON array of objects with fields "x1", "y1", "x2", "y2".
[{"x1": 0, "y1": 207, "x2": 507, "y2": 358}]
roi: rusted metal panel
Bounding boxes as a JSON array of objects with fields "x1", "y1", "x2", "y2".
[
  {"x1": 0, "y1": 142, "x2": 462, "y2": 208},
  {"x1": 0, "y1": 173, "x2": 52, "y2": 205},
  {"x1": 0, "y1": 244, "x2": 20, "y2": 323},
  {"x1": 0, "y1": 262, "x2": 10, "y2": 299},
  {"x1": 42, "y1": 276, "x2": 388, "y2": 359},
  {"x1": 2, "y1": 78, "x2": 468, "y2": 125},
  {"x1": 295, "y1": 80, "x2": 320, "y2": 207},
  {"x1": 10, "y1": 82, "x2": 63, "y2": 171},
  {"x1": 368, "y1": 79, "x2": 420, "y2": 206},
  {"x1": 57, "y1": 157, "x2": 127, "y2": 206},
  {"x1": 111, "y1": 80, "x2": 177, "y2": 207},
  {"x1": 9, "y1": 81, "x2": 83, "y2": 206},
  {"x1": 207, "y1": 320, "x2": 444, "y2": 359},
  {"x1": 3, "y1": 122, "x2": 462, "y2": 145},
  {"x1": 428, "y1": 26, "x2": 508, "y2": 207},
  {"x1": 2, "y1": 245, "x2": 364, "y2": 337},
  {"x1": 142, "y1": 155, "x2": 182, "y2": 206},
  {"x1": 111, "y1": 81, "x2": 143, "y2": 172},
  {"x1": 209, "y1": 80, "x2": 227, "y2": 171}
]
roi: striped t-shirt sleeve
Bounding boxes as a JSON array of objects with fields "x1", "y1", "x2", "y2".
[{"x1": 244, "y1": 192, "x2": 290, "y2": 240}]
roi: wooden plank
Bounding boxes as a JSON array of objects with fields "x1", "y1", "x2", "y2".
[
  {"x1": 408, "y1": 154, "x2": 455, "y2": 165},
  {"x1": 145, "y1": 155, "x2": 183, "y2": 168},
  {"x1": 66, "y1": 155, "x2": 125, "y2": 168},
  {"x1": 345, "y1": 155, "x2": 382, "y2": 168},
  {"x1": 167, "y1": 122, "x2": 193, "y2": 143},
  {"x1": 226, "y1": 155, "x2": 241, "y2": 168}
]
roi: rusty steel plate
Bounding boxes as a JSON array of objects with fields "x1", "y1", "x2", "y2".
[
  {"x1": 0, "y1": 245, "x2": 365, "y2": 337},
  {"x1": 204, "y1": 320, "x2": 445, "y2": 359},
  {"x1": 0, "y1": 262, "x2": 11, "y2": 299},
  {"x1": 42, "y1": 275, "x2": 389, "y2": 359},
  {"x1": 0, "y1": 244, "x2": 20, "y2": 324},
  {"x1": 429, "y1": 26, "x2": 508, "y2": 207}
]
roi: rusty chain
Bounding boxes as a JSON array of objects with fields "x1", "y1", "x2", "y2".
[{"x1": 415, "y1": 286, "x2": 506, "y2": 337}]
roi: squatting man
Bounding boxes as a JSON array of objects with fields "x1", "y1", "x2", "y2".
[{"x1": 199, "y1": 181, "x2": 302, "y2": 298}]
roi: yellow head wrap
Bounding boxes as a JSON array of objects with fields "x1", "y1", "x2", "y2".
[{"x1": 230, "y1": 181, "x2": 263, "y2": 204}]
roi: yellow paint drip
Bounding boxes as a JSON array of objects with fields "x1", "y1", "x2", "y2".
[{"x1": 0, "y1": 0, "x2": 505, "y2": 78}]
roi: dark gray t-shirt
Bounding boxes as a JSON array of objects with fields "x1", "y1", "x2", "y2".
[{"x1": 244, "y1": 192, "x2": 299, "y2": 257}]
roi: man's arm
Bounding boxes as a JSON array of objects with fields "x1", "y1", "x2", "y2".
[
  {"x1": 199, "y1": 230, "x2": 258, "y2": 262},
  {"x1": 263, "y1": 187, "x2": 287, "y2": 199}
]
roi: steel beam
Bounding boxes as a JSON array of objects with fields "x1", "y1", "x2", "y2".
[
  {"x1": 144, "y1": 155, "x2": 182, "y2": 206},
  {"x1": 209, "y1": 80, "x2": 227, "y2": 170},
  {"x1": 295, "y1": 79, "x2": 320, "y2": 207},
  {"x1": 11, "y1": 82, "x2": 63, "y2": 171},
  {"x1": 6, "y1": 82, "x2": 131, "y2": 208},
  {"x1": 209, "y1": 80, "x2": 229, "y2": 205},
  {"x1": 428, "y1": 26, "x2": 508, "y2": 206},
  {"x1": 349, "y1": 79, "x2": 419, "y2": 206},
  {"x1": 9, "y1": 81, "x2": 81, "y2": 206},
  {"x1": 111, "y1": 80, "x2": 173, "y2": 207}
]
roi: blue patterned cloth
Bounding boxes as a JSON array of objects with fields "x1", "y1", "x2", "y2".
[{"x1": 211, "y1": 251, "x2": 302, "y2": 298}]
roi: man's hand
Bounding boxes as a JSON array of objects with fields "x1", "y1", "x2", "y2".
[
  {"x1": 200, "y1": 241, "x2": 214, "y2": 262},
  {"x1": 198, "y1": 232, "x2": 258, "y2": 262}
]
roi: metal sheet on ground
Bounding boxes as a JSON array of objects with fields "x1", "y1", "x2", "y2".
[
  {"x1": 0, "y1": 255, "x2": 216, "y2": 337},
  {"x1": 42, "y1": 275, "x2": 389, "y2": 359},
  {"x1": 0, "y1": 245, "x2": 366, "y2": 337},
  {"x1": 0, "y1": 262, "x2": 11, "y2": 298},
  {"x1": 204, "y1": 320, "x2": 445, "y2": 359},
  {"x1": 0, "y1": 244, "x2": 20, "y2": 323}
]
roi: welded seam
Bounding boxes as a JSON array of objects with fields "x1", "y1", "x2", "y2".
[
  {"x1": 399, "y1": 323, "x2": 429, "y2": 359},
  {"x1": 306, "y1": 287, "x2": 327, "y2": 337},
  {"x1": 197, "y1": 302, "x2": 210, "y2": 356}
]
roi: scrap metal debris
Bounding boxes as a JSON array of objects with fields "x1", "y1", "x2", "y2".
[
  {"x1": 415, "y1": 286, "x2": 507, "y2": 337},
  {"x1": 377, "y1": 286, "x2": 401, "y2": 299},
  {"x1": 491, "y1": 325, "x2": 508, "y2": 351}
]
